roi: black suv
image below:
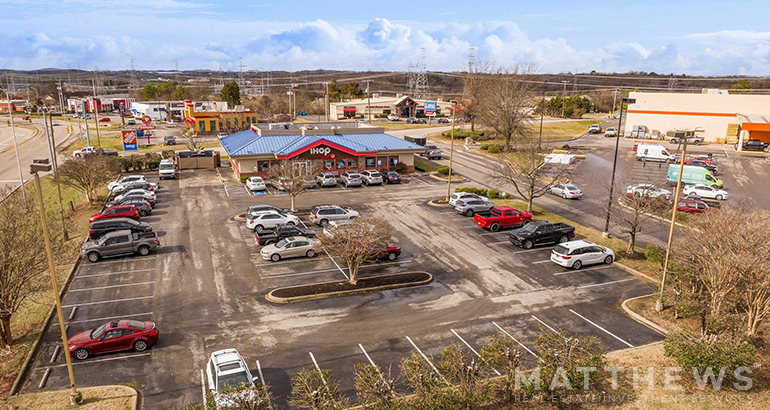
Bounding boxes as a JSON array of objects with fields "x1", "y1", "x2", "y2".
[
  {"x1": 164, "y1": 136, "x2": 177, "y2": 145},
  {"x1": 119, "y1": 198, "x2": 153, "y2": 217},
  {"x1": 736, "y1": 139, "x2": 769, "y2": 152},
  {"x1": 255, "y1": 224, "x2": 317, "y2": 246},
  {"x1": 89, "y1": 217, "x2": 153, "y2": 240}
]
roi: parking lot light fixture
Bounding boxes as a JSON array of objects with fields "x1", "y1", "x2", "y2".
[
  {"x1": 445, "y1": 100, "x2": 458, "y2": 202},
  {"x1": 30, "y1": 159, "x2": 82, "y2": 405},
  {"x1": 657, "y1": 140, "x2": 688, "y2": 312},
  {"x1": 602, "y1": 97, "x2": 634, "y2": 237}
]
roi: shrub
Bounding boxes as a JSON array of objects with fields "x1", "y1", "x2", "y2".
[
  {"x1": 664, "y1": 332, "x2": 756, "y2": 381},
  {"x1": 487, "y1": 189, "x2": 500, "y2": 199},
  {"x1": 390, "y1": 162, "x2": 407, "y2": 173},
  {"x1": 239, "y1": 175, "x2": 249, "y2": 184},
  {"x1": 455, "y1": 187, "x2": 488, "y2": 197},
  {"x1": 487, "y1": 145, "x2": 502, "y2": 154},
  {"x1": 480, "y1": 144, "x2": 490, "y2": 150},
  {"x1": 645, "y1": 243, "x2": 666, "y2": 267},
  {"x1": 502, "y1": 193, "x2": 511, "y2": 199},
  {"x1": 161, "y1": 149, "x2": 176, "y2": 159},
  {"x1": 437, "y1": 166, "x2": 450, "y2": 176},
  {"x1": 442, "y1": 130, "x2": 486, "y2": 140}
]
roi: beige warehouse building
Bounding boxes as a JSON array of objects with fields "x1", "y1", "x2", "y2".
[{"x1": 626, "y1": 90, "x2": 770, "y2": 149}]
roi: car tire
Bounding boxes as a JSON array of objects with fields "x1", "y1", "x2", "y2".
[
  {"x1": 490, "y1": 223, "x2": 500, "y2": 232},
  {"x1": 255, "y1": 225, "x2": 264, "y2": 233},
  {"x1": 140, "y1": 210, "x2": 147, "y2": 217},
  {"x1": 387, "y1": 252, "x2": 398, "y2": 261},
  {"x1": 133, "y1": 340, "x2": 148, "y2": 352},
  {"x1": 669, "y1": 139, "x2": 676, "y2": 144},
  {"x1": 270, "y1": 253, "x2": 281, "y2": 262},
  {"x1": 465, "y1": 209, "x2": 474, "y2": 217},
  {"x1": 522, "y1": 219, "x2": 532, "y2": 226},
  {"x1": 87, "y1": 252, "x2": 100, "y2": 263},
  {"x1": 572, "y1": 260, "x2": 583, "y2": 270},
  {"x1": 320, "y1": 219, "x2": 329, "y2": 227},
  {"x1": 138, "y1": 245, "x2": 150, "y2": 256},
  {"x1": 74, "y1": 348, "x2": 90, "y2": 360},
  {"x1": 523, "y1": 240, "x2": 533, "y2": 249},
  {"x1": 604, "y1": 255, "x2": 614, "y2": 264},
  {"x1": 562, "y1": 192, "x2": 568, "y2": 199},
  {"x1": 559, "y1": 235, "x2": 569, "y2": 243},
  {"x1": 287, "y1": 221, "x2": 296, "y2": 227}
]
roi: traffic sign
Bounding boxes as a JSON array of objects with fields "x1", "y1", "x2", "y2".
[
  {"x1": 122, "y1": 130, "x2": 138, "y2": 151},
  {"x1": 142, "y1": 115, "x2": 152, "y2": 124},
  {"x1": 138, "y1": 125, "x2": 156, "y2": 130},
  {"x1": 424, "y1": 101, "x2": 436, "y2": 117}
]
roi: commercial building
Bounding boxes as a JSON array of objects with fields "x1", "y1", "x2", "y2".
[
  {"x1": 626, "y1": 90, "x2": 770, "y2": 149},
  {"x1": 183, "y1": 100, "x2": 257, "y2": 134},
  {"x1": 130, "y1": 101, "x2": 186, "y2": 121},
  {"x1": 66, "y1": 95, "x2": 135, "y2": 113},
  {"x1": 0, "y1": 99, "x2": 31, "y2": 113},
  {"x1": 219, "y1": 122, "x2": 424, "y2": 178},
  {"x1": 329, "y1": 95, "x2": 453, "y2": 120}
]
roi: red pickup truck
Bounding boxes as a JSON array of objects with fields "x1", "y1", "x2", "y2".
[{"x1": 473, "y1": 206, "x2": 533, "y2": 232}]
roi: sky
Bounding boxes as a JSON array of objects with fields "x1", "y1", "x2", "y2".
[{"x1": 0, "y1": 0, "x2": 768, "y2": 75}]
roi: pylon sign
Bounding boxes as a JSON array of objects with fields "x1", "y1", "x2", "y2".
[
  {"x1": 142, "y1": 115, "x2": 152, "y2": 124},
  {"x1": 424, "y1": 101, "x2": 436, "y2": 117},
  {"x1": 122, "y1": 130, "x2": 138, "y2": 151}
]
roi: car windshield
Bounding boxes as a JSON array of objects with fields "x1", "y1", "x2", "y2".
[
  {"x1": 565, "y1": 185, "x2": 578, "y2": 191},
  {"x1": 90, "y1": 323, "x2": 108, "y2": 339},
  {"x1": 520, "y1": 223, "x2": 539, "y2": 233},
  {"x1": 217, "y1": 370, "x2": 251, "y2": 391},
  {"x1": 426, "y1": 145, "x2": 438, "y2": 150},
  {"x1": 250, "y1": 177, "x2": 263, "y2": 183},
  {"x1": 159, "y1": 164, "x2": 174, "y2": 171},
  {"x1": 553, "y1": 245, "x2": 569, "y2": 255},
  {"x1": 275, "y1": 239, "x2": 288, "y2": 248},
  {"x1": 371, "y1": 172, "x2": 381, "y2": 178}
]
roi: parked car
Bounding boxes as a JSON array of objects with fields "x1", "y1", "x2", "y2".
[
  {"x1": 383, "y1": 171, "x2": 401, "y2": 184},
  {"x1": 407, "y1": 117, "x2": 426, "y2": 124},
  {"x1": 340, "y1": 171, "x2": 363, "y2": 187},
  {"x1": 588, "y1": 124, "x2": 602, "y2": 134},
  {"x1": 127, "y1": 119, "x2": 136, "y2": 125},
  {"x1": 683, "y1": 184, "x2": 728, "y2": 200},
  {"x1": 98, "y1": 117, "x2": 111, "y2": 122},
  {"x1": 73, "y1": 146, "x2": 118, "y2": 158},
  {"x1": 69, "y1": 320, "x2": 158, "y2": 360},
  {"x1": 449, "y1": 191, "x2": 484, "y2": 207},
  {"x1": 677, "y1": 198, "x2": 711, "y2": 214},
  {"x1": 455, "y1": 198, "x2": 495, "y2": 217},
  {"x1": 509, "y1": 220, "x2": 575, "y2": 249},
  {"x1": 550, "y1": 240, "x2": 615, "y2": 270},
  {"x1": 316, "y1": 172, "x2": 338, "y2": 187},
  {"x1": 108, "y1": 193, "x2": 155, "y2": 208},
  {"x1": 81, "y1": 230, "x2": 159, "y2": 262},
  {"x1": 549, "y1": 183, "x2": 583, "y2": 199},
  {"x1": 685, "y1": 159, "x2": 719, "y2": 175},
  {"x1": 246, "y1": 176, "x2": 266, "y2": 191},
  {"x1": 421, "y1": 145, "x2": 442, "y2": 160},
  {"x1": 163, "y1": 135, "x2": 177, "y2": 145},
  {"x1": 636, "y1": 143, "x2": 676, "y2": 162},
  {"x1": 667, "y1": 165, "x2": 723, "y2": 188},
  {"x1": 669, "y1": 133, "x2": 704, "y2": 145},
  {"x1": 247, "y1": 211, "x2": 300, "y2": 232},
  {"x1": 360, "y1": 170, "x2": 383, "y2": 185},
  {"x1": 373, "y1": 243, "x2": 401, "y2": 261},
  {"x1": 473, "y1": 206, "x2": 533, "y2": 232},
  {"x1": 261, "y1": 236, "x2": 320, "y2": 262},
  {"x1": 309, "y1": 205, "x2": 359, "y2": 227},
  {"x1": 108, "y1": 175, "x2": 150, "y2": 191},
  {"x1": 736, "y1": 139, "x2": 769, "y2": 152},
  {"x1": 88, "y1": 217, "x2": 152, "y2": 240},
  {"x1": 437, "y1": 118, "x2": 452, "y2": 124},
  {"x1": 604, "y1": 127, "x2": 617, "y2": 137},
  {"x1": 387, "y1": 114, "x2": 400, "y2": 121},
  {"x1": 626, "y1": 184, "x2": 671, "y2": 199},
  {"x1": 206, "y1": 349, "x2": 259, "y2": 405},
  {"x1": 111, "y1": 181, "x2": 157, "y2": 194},
  {"x1": 679, "y1": 155, "x2": 717, "y2": 165},
  {"x1": 118, "y1": 198, "x2": 153, "y2": 217},
  {"x1": 247, "y1": 204, "x2": 288, "y2": 218},
  {"x1": 255, "y1": 224, "x2": 317, "y2": 246},
  {"x1": 89, "y1": 205, "x2": 140, "y2": 223},
  {"x1": 158, "y1": 159, "x2": 177, "y2": 180},
  {"x1": 114, "y1": 189, "x2": 155, "y2": 204}
]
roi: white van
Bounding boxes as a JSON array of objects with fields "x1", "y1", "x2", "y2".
[
  {"x1": 636, "y1": 143, "x2": 675, "y2": 162},
  {"x1": 158, "y1": 159, "x2": 177, "y2": 180}
]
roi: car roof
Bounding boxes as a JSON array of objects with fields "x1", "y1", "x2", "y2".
[
  {"x1": 559, "y1": 240, "x2": 595, "y2": 249},
  {"x1": 103, "y1": 229, "x2": 133, "y2": 238}
]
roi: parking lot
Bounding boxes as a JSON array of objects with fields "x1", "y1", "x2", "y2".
[{"x1": 22, "y1": 168, "x2": 663, "y2": 408}]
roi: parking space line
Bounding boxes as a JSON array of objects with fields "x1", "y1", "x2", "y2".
[
  {"x1": 411, "y1": 177, "x2": 429, "y2": 185},
  {"x1": 255, "y1": 255, "x2": 331, "y2": 265},
  {"x1": 62, "y1": 295, "x2": 153, "y2": 308},
  {"x1": 552, "y1": 265, "x2": 614, "y2": 276},
  {"x1": 83, "y1": 256, "x2": 157, "y2": 265},
  {"x1": 260, "y1": 260, "x2": 410, "y2": 279},
  {"x1": 488, "y1": 241, "x2": 510, "y2": 246},
  {"x1": 77, "y1": 268, "x2": 155, "y2": 278},
  {"x1": 67, "y1": 312, "x2": 153, "y2": 325},
  {"x1": 530, "y1": 315, "x2": 558, "y2": 333},
  {"x1": 223, "y1": 185, "x2": 230, "y2": 198},
  {"x1": 298, "y1": 219, "x2": 350, "y2": 281},
  {"x1": 40, "y1": 352, "x2": 151, "y2": 369},
  {"x1": 568, "y1": 309, "x2": 634, "y2": 348},
  {"x1": 70, "y1": 281, "x2": 154, "y2": 292},
  {"x1": 531, "y1": 260, "x2": 551, "y2": 265},
  {"x1": 358, "y1": 343, "x2": 388, "y2": 383},
  {"x1": 491, "y1": 322, "x2": 540, "y2": 360},
  {"x1": 244, "y1": 186, "x2": 251, "y2": 196},
  {"x1": 308, "y1": 352, "x2": 328, "y2": 386},
  {"x1": 577, "y1": 278, "x2": 634, "y2": 289},
  {"x1": 200, "y1": 369, "x2": 207, "y2": 406},
  {"x1": 405, "y1": 336, "x2": 450, "y2": 385},
  {"x1": 450, "y1": 329, "x2": 501, "y2": 376},
  {"x1": 511, "y1": 248, "x2": 551, "y2": 254},
  {"x1": 479, "y1": 231, "x2": 509, "y2": 236}
]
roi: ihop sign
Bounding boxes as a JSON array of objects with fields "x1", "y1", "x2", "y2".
[{"x1": 309, "y1": 146, "x2": 333, "y2": 158}]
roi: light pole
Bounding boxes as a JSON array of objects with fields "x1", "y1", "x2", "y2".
[
  {"x1": 286, "y1": 90, "x2": 293, "y2": 121},
  {"x1": 561, "y1": 80, "x2": 569, "y2": 118},
  {"x1": 603, "y1": 97, "x2": 634, "y2": 237},
  {"x1": 445, "y1": 100, "x2": 458, "y2": 202},
  {"x1": 91, "y1": 80, "x2": 102, "y2": 148},
  {"x1": 538, "y1": 82, "x2": 545, "y2": 148},
  {"x1": 4, "y1": 84, "x2": 27, "y2": 206},
  {"x1": 30, "y1": 158, "x2": 82, "y2": 405},
  {"x1": 46, "y1": 114, "x2": 69, "y2": 240},
  {"x1": 323, "y1": 82, "x2": 329, "y2": 122}
]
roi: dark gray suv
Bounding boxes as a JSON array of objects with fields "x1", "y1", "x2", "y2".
[{"x1": 89, "y1": 217, "x2": 152, "y2": 240}]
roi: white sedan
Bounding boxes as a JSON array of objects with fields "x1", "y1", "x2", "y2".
[
  {"x1": 683, "y1": 184, "x2": 728, "y2": 200},
  {"x1": 549, "y1": 183, "x2": 583, "y2": 199},
  {"x1": 246, "y1": 211, "x2": 300, "y2": 232},
  {"x1": 626, "y1": 184, "x2": 671, "y2": 199},
  {"x1": 245, "y1": 176, "x2": 266, "y2": 191}
]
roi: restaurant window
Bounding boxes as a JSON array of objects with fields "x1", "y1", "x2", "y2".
[
  {"x1": 258, "y1": 161, "x2": 269, "y2": 172},
  {"x1": 365, "y1": 157, "x2": 376, "y2": 168},
  {"x1": 389, "y1": 156, "x2": 399, "y2": 167},
  {"x1": 336, "y1": 159, "x2": 346, "y2": 170},
  {"x1": 348, "y1": 159, "x2": 358, "y2": 169},
  {"x1": 209, "y1": 120, "x2": 216, "y2": 131},
  {"x1": 324, "y1": 160, "x2": 334, "y2": 170},
  {"x1": 377, "y1": 157, "x2": 385, "y2": 167},
  {"x1": 198, "y1": 120, "x2": 205, "y2": 130},
  {"x1": 383, "y1": 109, "x2": 391, "y2": 114}
]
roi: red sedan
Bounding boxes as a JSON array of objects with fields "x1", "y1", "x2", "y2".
[
  {"x1": 374, "y1": 243, "x2": 401, "y2": 261},
  {"x1": 69, "y1": 320, "x2": 159, "y2": 360},
  {"x1": 98, "y1": 117, "x2": 111, "y2": 122},
  {"x1": 89, "y1": 205, "x2": 140, "y2": 222}
]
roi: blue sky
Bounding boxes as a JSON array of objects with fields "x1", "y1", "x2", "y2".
[{"x1": 0, "y1": 0, "x2": 767, "y2": 75}]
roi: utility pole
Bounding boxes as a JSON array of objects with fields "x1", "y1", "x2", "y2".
[
  {"x1": 445, "y1": 100, "x2": 458, "y2": 202},
  {"x1": 657, "y1": 140, "x2": 688, "y2": 311},
  {"x1": 561, "y1": 80, "x2": 569, "y2": 118},
  {"x1": 612, "y1": 89, "x2": 618, "y2": 117},
  {"x1": 323, "y1": 81, "x2": 329, "y2": 122},
  {"x1": 4, "y1": 82, "x2": 27, "y2": 206},
  {"x1": 538, "y1": 82, "x2": 546, "y2": 148},
  {"x1": 91, "y1": 79, "x2": 102, "y2": 148},
  {"x1": 364, "y1": 79, "x2": 372, "y2": 123},
  {"x1": 45, "y1": 114, "x2": 69, "y2": 240},
  {"x1": 603, "y1": 98, "x2": 634, "y2": 236}
]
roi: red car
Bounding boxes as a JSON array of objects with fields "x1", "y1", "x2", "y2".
[
  {"x1": 677, "y1": 155, "x2": 716, "y2": 165},
  {"x1": 89, "y1": 205, "x2": 140, "y2": 222},
  {"x1": 68, "y1": 320, "x2": 159, "y2": 360},
  {"x1": 374, "y1": 243, "x2": 401, "y2": 261},
  {"x1": 98, "y1": 117, "x2": 111, "y2": 122},
  {"x1": 473, "y1": 206, "x2": 533, "y2": 232},
  {"x1": 677, "y1": 198, "x2": 710, "y2": 214}
]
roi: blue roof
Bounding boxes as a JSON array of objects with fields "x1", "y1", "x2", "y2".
[{"x1": 219, "y1": 131, "x2": 425, "y2": 157}]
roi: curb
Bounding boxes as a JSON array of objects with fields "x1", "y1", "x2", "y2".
[
  {"x1": 621, "y1": 294, "x2": 670, "y2": 335},
  {"x1": 427, "y1": 199, "x2": 449, "y2": 207},
  {"x1": 0, "y1": 125, "x2": 40, "y2": 154},
  {"x1": 6, "y1": 385, "x2": 139, "y2": 409},
  {"x1": 428, "y1": 172, "x2": 467, "y2": 183},
  {"x1": 266, "y1": 271, "x2": 434, "y2": 304},
  {"x1": 614, "y1": 261, "x2": 658, "y2": 284}
]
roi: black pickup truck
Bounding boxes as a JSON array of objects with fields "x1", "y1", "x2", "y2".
[
  {"x1": 254, "y1": 224, "x2": 317, "y2": 246},
  {"x1": 736, "y1": 139, "x2": 769, "y2": 152},
  {"x1": 508, "y1": 220, "x2": 575, "y2": 249}
]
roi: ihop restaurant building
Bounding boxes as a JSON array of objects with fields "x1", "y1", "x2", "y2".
[{"x1": 219, "y1": 122, "x2": 425, "y2": 178}]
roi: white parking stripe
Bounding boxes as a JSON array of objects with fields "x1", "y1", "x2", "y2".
[
  {"x1": 358, "y1": 343, "x2": 388, "y2": 383},
  {"x1": 83, "y1": 256, "x2": 157, "y2": 265},
  {"x1": 244, "y1": 186, "x2": 251, "y2": 196},
  {"x1": 308, "y1": 352, "x2": 328, "y2": 386},
  {"x1": 488, "y1": 241, "x2": 510, "y2": 246},
  {"x1": 67, "y1": 312, "x2": 153, "y2": 325},
  {"x1": 411, "y1": 177, "x2": 429, "y2": 185},
  {"x1": 40, "y1": 352, "x2": 151, "y2": 368},
  {"x1": 450, "y1": 329, "x2": 501, "y2": 376},
  {"x1": 568, "y1": 309, "x2": 634, "y2": 348},
  {"x1": 492, "y1": 322, "x2": 540, "y2": 359},
  {"x1": 76, "y1": 268, "x2": 156, "y2": 279},
  {"x1": 256, "y1": 255, "x2": 331, "y2": 265},
  {"x1": 405, "y1": 336, "x2": 449, "y2": 385},
  {"x1": 532, "y1": 260, "x2": 551, "y2": 265},
  {"x1": 511, "y1": 248, "x2": 552, "y2": 254},
  {"x1": 530, "y1": 315, "x2": 558, "y2": 333},
  {"x1": 261, "y1": 260, "x2": 410, "y2": 279},
  {"x1": 552, "y1": 265, "x2": 614, "y2": 276},
  {"x1": 479, "y1": 231, "x2": 509, "y2": 236},
  {"x1": 62, "y1": 295, "x2": 153, "y2": 308},
  {"x1": 577, "y1": 278, "x2": 634, "y2": 289},
  {"x1": 69, "y1": 281, "x2": 155, "y2": 292}
]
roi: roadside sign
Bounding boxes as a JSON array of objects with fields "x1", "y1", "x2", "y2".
[
  {"x1": 122, "y1": 130, "x2": 138, "y2": 151},
  {"x1": 424, "y1": 101, "x2": 436, "y2": 117},
  {"x1": 142, "y1": 115, "x2": 152, "y2": 124},
  {"x1": 138, "y1": 124, "x2": 156, "y2": 130}
]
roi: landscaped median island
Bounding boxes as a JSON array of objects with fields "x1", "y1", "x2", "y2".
[
  {"x1": 2, "y1": 385, "x2": 137, "y2": 410},
  {"x1": 266, "y1": 272, "x2": 433, "y2": 303}
]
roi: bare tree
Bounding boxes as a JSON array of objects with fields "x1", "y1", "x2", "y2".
[
  {"x1": 479, "y1": 335, "x2": 522, "y2": 403},
  {"x1": 400, "y1": 352, "x2": 442, "y2": 398},
  {"x1": 0, "y1": 187, "x2": 62, "y2": 348},
  {"x1": 289, "y1": 367, "x2": 346, "y2": 410},
  {"x1": 212, "y1": 383, "x2": 272, "y2": 410},
  {"x1": 317, "y1": 217, "x2": 393, "y2": 285},
  {"x1": 475, "y1": 65, "x2": 536, "y2": 151},
  {"x1": 57, "y1": 155, "x2": 118, "y2": 203},
  {"x1": 606, "y1": 178, "x2": 668, "y2": 255},
  {"x1": 180, "y1": 127, "x2": 203, "y2": 151},
  {"x1": 267, "y1": 159, "x2": 321, "y2": 212},
  {"x1": 353, "y1": 363, "x2": 396, "y2": 407},
  {"x1": 494, "y1": 143, "x2": 572, "y2": 212}
]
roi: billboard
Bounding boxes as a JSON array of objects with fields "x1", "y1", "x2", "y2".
[
  {"x1": 424, "y1": 101, "x2": 436, "y2": 117},
  {"x1": 122, "y1": 130, "x2": 138, "y2": 151}
]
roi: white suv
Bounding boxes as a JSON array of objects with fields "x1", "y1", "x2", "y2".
[
  {"x1": 309, "y1": 205, "x2": 359, "y2": 227},
  {"x1": 206, "y1": 349, "x2": 258, "y2": 403},
  {"x1": 340, "y1": 171, "x2": 362, "y2": 187},
  {"x1": 247, "y1": 211, "x2": 300, "y2": 232},
  {"x1": 360, "y1": 170, "x2": 383, "y2": 186},
  {"x1": 108, "y1": 175, "x2": 148, "y2": 191},
  {"x1": 449, "y1": 192, "x2": 484, "y2": 207},
  {"x1": 550, "y1": 240, "x2": 615, "y2": 270},
  {"x1": 317, "y1": 172, "x2": 337, "y2": 187}
]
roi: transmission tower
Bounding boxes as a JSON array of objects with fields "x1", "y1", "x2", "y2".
[
  {"x1": 468, "y1": 46, "x2": 476, "y2": 73},
  {"x1": 414, "y1": 48, "x2": 429, "y2": 99},
  {"x1": 406, "y1": 62, "x2": 417, "y2": 97},
  {"x1": 126, "y1": 54, "x2": 136, "y2": 94}
]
